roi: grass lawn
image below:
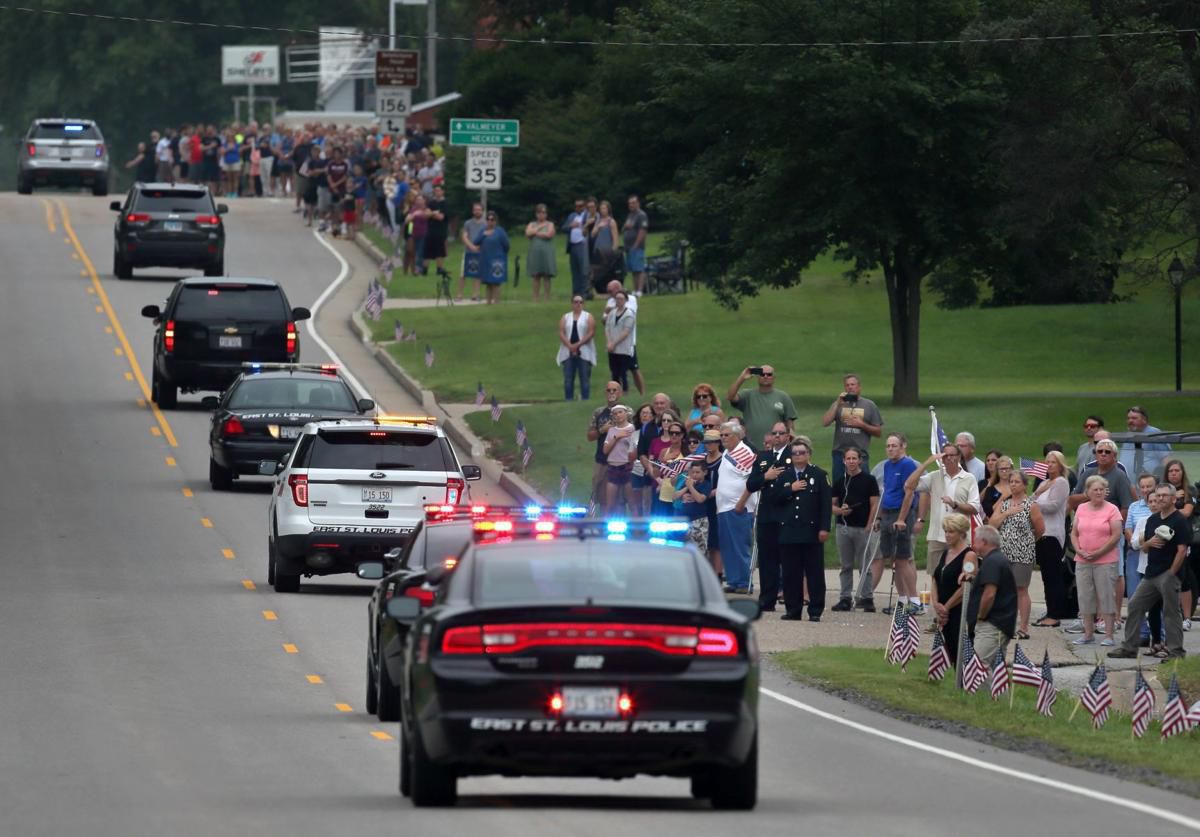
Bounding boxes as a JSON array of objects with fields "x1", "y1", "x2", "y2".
[{"x1": 774, "y1": 647, "x2": 1200, "y2": 788}]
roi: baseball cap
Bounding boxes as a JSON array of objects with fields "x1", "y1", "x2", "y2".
[{"x1": 703, "y1": 429, "x2": 721, "y2": 442}]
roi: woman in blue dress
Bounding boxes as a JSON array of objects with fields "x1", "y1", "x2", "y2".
[{"x1": 472, "y1": 211, "x2": 510, "y2": 305}]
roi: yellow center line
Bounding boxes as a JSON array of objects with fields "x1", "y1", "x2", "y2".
[
  {"x1": 306, "y1": 674, "x2": 323, "y2": 684},
  {"x1": 41, "y1": 199, "x2": 57, "y2": 232},
  {"x1": 136, "y1": 398, "x2": 146, "y2": 408},
  {"x1": 150, "y1": 427, "x2": 162, "y2": 437},
  {"x1": 370, "y1": 731, "x2": 394, "y2": 741},
  {"x1": 96, "y1": 305, "x2": 104, "y2": 313},
  {"x1": 181, "y1": 487, "x2": 193, "y2": 497},
  {"x1": 222, "y1": 548, "x2": 235, "y2": 559},
  {"x1": 114, "y1": 347, "x2": 124, "y2": 357},
  {"x1": 55, "y1": 199, "x2": 178, "y2": 448},
  {"x1": 104, "y1": 326, "x2": 113, "y2": 334},
  {"x1": 124, "y1": 372, "x2": 133, "y2": 381},
  {"x1": 241, "y1": 579, "x2": 256, "y2": 590},
  {"x1": 262, "y1": 610, "x2": 278, "y2": 621},
  {"x1": 82, "y1": 270, "x2": 90, "y2": 279},
  {"x1": 335, "y1": 703, "x2": 353, "y2": 712},
  {"x1": 200, "y1": 517, "x2": 213, "y2": 528},
  {"x1": 282, "y1": 643, "x2": 298, "y2": 654},
  {"x1": 165, "y1": 456, "x2": 176, "y2": 467}
]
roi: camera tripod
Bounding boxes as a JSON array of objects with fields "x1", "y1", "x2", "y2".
[{"x1": 434, "y1": 266, "x2": 454, "y2": 307}]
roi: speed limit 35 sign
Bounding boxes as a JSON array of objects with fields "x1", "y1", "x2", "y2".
[{"x1": 465, "y1": 146, "x2": 502, "y2": 190}]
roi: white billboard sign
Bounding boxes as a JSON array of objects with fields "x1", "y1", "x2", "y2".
[{"x1": 222, "y1": 46, "x2": 281, "y2": 86}]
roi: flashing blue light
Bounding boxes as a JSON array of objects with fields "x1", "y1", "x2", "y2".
[
  {"x1": 64, "y1": 124, "x2": 85, "y2": 132},
  {"x1": 249, "y1": 363, "x2": 262, "y2": 373},
  {"x1": 606, "y1": 520, "x2": 629, "y2": 535},
  {"x1": 648, "y1": 520, "x2": 689, "y2": 534},
  {"x1": 556, "y1": 505, "x2": 587, "y2": 516},
  {"x1": 607, "y1": 533, "x2": 627, "y2": 542},
  {"x1": 524, "y1": 504, "x2": 542, "y2": 518},
  {"x1": 649, "y1": 537, "x2": 688, "y2": 547}
]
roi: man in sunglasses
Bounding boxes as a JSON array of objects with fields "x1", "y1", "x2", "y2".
[
  {"x1": 726, "y1": 365, "x2": 796, "y2": 452},
  {"x1": 1075, "y1": 415, "x2": 1105, "y2": 474}
]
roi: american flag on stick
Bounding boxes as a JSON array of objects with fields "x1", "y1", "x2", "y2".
[
  {"x1": 490, "y1": 396, "x2": 501, "y2": 423},
  {"x1": 1019, "y1": 457, "x2": 1049, "y2": 480},
  {"x1": 1161, "y1": 672, "x2": 1192, "y2": 740},
  {"x1": 724, "y1": 443, "x2": 756, "y2": 474},
  {"x1": 394, "y1": 321, "x2": 404, "y2": 342},
  {"x1": 520, "y1": 441, "x2": 533, "y2": 470},
  {"x1": 1186, "y1": 699, "x2": 1200, "y2": 729},
  {"x1": 1011, "y1": 643, "x2": 1042, "y2": 687},
  {"x1": 559, "y1": 466, "x2": 569, "y2": 500},
  {"x1": 1081, "y1": 664, "x2": 1113, "y2": 729},
  {"x1": 474, "y1": 382, "x2": 486, "y2": 407},
  {"x1": 929, "y1": 406, "x2": 949, "y2": 457},
  {"x1": 958, "y1": 633, "x2": 986, "y2": 694},
  {"x1": 653, "y1": 454, "x2": 706, "y2": 480},
  {"x1": 989, "y1": 648, "x2": 1011, "y2": 701},
  {"x1": 1131, "y1": 668, "x2": 1155, "y2": 739},
  {"x1": 424, "y1": 344, "x2": 434, "y2": 368},
  {"x1": 1035, "y1": 650, "x2": 1057, "y2": 717},
  {"x1": 887, "y1": 608, "x2": 917, "y2": 670},
  {"x1": 364, "y1": 282, "x2": 384, "y2": 321},
  {"x1": 927, "y1": 630, "x2": 951, "y2": 682},
  {"x1": 515, "y1": 420, "x2": 527, "y2": 447}
]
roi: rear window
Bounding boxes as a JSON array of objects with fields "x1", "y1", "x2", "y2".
[
  {"x1": 33, "y1": 123, "x2": 101, "y2": 140},
  {"x1": 473, "y1": 543, "x2": 700, "y2": 606},
  {"x1": 133, "y1": 190, "x2": 214, "y2": 213},
  {"x1": 309, "y1": 430, "x2": 453, "y2": 471},
  {"x1": 175, "y1": 286, "x2": 288, "y2": 320},
  {"x1": 228, "y1": 377, "x2": 355, "y2": 411}
]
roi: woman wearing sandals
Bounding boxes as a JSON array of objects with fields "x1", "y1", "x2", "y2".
[
  {"x1": 1032, "y1": 451, "x2": 1074, "y2": 628},
  {"x1": 990, "y1": 470, "x2": 1044, "y2": 639},
  {"x1": 1071, "y1": 475, "x2": 1124, "y2": 646}
]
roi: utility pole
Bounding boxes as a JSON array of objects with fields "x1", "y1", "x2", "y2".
[{"x1": 427, "y1": 0, "x2": 437, "y2": 100}]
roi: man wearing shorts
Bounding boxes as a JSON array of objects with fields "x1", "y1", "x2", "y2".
[
  {"x1": 424, "y1": 184, "x2": 449, "y2": 275},
  {"x1": 623, "y1": 195, "x2": 649, "y2": 296},
  {"x1": 864, "y1": 433, "x2": 919, "y2": 613}
]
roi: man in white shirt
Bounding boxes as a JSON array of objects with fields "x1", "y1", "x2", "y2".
[
  {"x1": 602, "y1": 280, "x2": 645, "y2": 395},
  {"x1": 900, "y1": 442, "x2": 982, "y2": 603},
  {"x1": 716, "y1": 421, "x2": 759, "y2": 595},
  {"x1": 567, "y1": 198, "x2": 593, "y2": 299},
  {"x1": 154, "y1": 130, "x2": 174, "y2": 183}
]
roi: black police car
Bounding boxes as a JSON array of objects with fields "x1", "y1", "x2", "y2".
[
  {"x1": 141, "y1": 277, "x2": 310, "y2": 409},
  {"x1": 359, "y1": 516, "x2": 761, "y2": 809},
  {"x1": 111, "y1": 183, "x2": 228, "y2": 278},
  {"x1": 203, "y1": 364, "x2": 375, "y2": 490}
]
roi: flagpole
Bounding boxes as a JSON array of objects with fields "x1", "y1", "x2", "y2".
[
  {"x1": 1009, "y1": 655, "x2": 1016, "y2": 710},
  {"x1": 954, "y1": 576, "x2": 973, "y2": 688}
]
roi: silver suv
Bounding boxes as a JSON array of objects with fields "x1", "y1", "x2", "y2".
[{"x1": 17, "y1": 118, "x2": 110, "y2": 196}]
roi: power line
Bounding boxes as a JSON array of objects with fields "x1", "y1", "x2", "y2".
[{"x1": 0, "y1": 4, "x2": 1195, "y2": 49}]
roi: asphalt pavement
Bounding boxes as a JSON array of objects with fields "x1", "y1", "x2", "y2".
[{"x1": 1, "y1": 192, "x2": 1197, "y2": 836}]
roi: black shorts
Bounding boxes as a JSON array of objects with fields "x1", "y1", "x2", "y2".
[
  {"x1": 606, "y1": 465, "x2": 632, "y2": 486},
  {"x1": 424, "y1": 236, "x2": 447, "y2": 259},
  {"x1": 630, "y1": 348, "x2": 640, "y2": 370}
]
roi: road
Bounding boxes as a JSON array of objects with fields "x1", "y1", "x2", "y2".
[{"x1": 1, "y1": 192, "x2": 1197, "y2": 836}]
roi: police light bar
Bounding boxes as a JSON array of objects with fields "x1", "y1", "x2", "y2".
[
  {"x1": 241, "y1": 362, "x2": 339, "y2": 375},
  {"x1": 375, "y1": 414, "x2": 438, "y2": 425},
  {"x1": 423, "y1": 503, "x2": 508, "y2": 523},
  {"x1": 472, "y1": 517, "x2": 693, "y2": 546}
]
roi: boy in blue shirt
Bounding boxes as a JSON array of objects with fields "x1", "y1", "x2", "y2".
[{"x1": 677, "y1": 461, "x2": 712, "y2": 560}]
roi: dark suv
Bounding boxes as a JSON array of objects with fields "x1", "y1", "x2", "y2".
[
  {"x1": 111, "y1": 183, "x2": 227, "y2": 279},
  {"x1": 140, "y1": 277, "x2": 311, "y2": 409},
  {"x1": 17, "y1": 118, "x2": 110, "y2": 195}
]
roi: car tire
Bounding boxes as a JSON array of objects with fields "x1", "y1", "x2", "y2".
[
  {"x1": 209, "y1": 457, "x2": 234, "y2": 491},
  {"x1": 113, "y1": 252, "x2": 132, "y2": 279},
  {"x1": 689, "y1": 773, "x2": 716, "y2": 800},
  {"x1": 398, "y1": 725, "x2": 412, "y2": 798},
  {"x1": 267, "y1": 538, "x2": 277, "y2": 585},
  {"x1": 204, "y1": 259, "x2": 224, "y2": 277},
  {"x1": 365, "y1": 653, "x2": 379, "y2": 716},
  {"x1": 92, "y1": 180, "x2": 108, "y2": 197},
  {"x1": 151, "y1": 368, "x2": 177, "y2": 409},
  {"x1": 376, "y1": 649, "x2": 402, "y2": 722},
  {"x1": 17, "y1": 177, "x2": 33, "y2": 195},
  {"x1": 409, "y1": 724, "x2": 456, "y2": 807},
  {"x1": 273, "y1": 570, "x2": 300, "y2": 593},
  {"x1": 707, "y1": 733, "x2": 757, "y2": 810}
]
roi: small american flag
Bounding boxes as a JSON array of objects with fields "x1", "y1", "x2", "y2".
[
  {"x1": 559, "y1": 466, "x2": 569, "y2": 500},
  {"x1": 887, "y1": 608, "x2": 918, "y2": 670},
  {"x1": 989, "y1": 648, "x2": 1011, "y2": 701},
  {"x1": 886, "y1": 606, "x2": 908, "y2": 664},
  {"x1": 474, "y1": 382, "x2": 485, "y2": 407},
  {"x1": 521, "y1": 441, "x2": 533, "y2": 469},
  {"x1": 927, "y1": 630, "x2": 951, "y2": 682},
  {"x1": 394, "y1": 321, "x2": 404, "y2": 342},
  {"x1": 424, "y1": 344, "x2": 434, "y2": 368},
  {"x1": 654, "y1": 454, "x2": 705, "y2": 480},
  {"x1": 958, "y1": 633, "x2": 986, "y2": 694},
  {"x1": 1131, "y1": 668, "x2": 1155, "y2": 739},
  {"x1": 1186, "y1": 699, "x2": 1200, "y2": 728},
  {"x1": 724, "y1": 443, "x2": 756, "y2": 474},
  {"x1": 1081, "y1": 664, "x2": 1113, "y2": 729},
  {"x1": 490, "y1": 396, "x2": 501, "y2": 423},
  {"x1": 1011, "y1": 643, "x2": 1042, "y2": 687},
  {"x1": 1020, "y1": 457, "x2": 1049, "y2": 480},
  {"x1": 515, "y1": 420, "x2": 527, "y2": 447},
  {"x1": 364, "y1": 283, "x2": 384, "y2": 321},
  {"x1": 1161, "y1": 672, "x2": 1191, "y2": 739},
  {"x1": 929, "y1": 407, "x2": 948, "y2": 457},
  {"x1": 1035, "y1": 650, "x2": 1057, "y2": 716}
]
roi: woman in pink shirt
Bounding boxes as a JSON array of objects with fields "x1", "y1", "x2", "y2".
[{"x1": 1070, "y1": 475, "x2": 1124, "y2": 646}]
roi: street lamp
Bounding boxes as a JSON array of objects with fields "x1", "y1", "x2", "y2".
[{"x1": 1168, "y1": 254, "x2": 1186, "y2": 392}]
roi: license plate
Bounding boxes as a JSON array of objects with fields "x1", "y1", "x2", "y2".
[
  {"x1": 218, "y1": 335, "x2": 242, "y2": 348},
  {"x1": 562, "y1": 687, "x2": 620, "y2": 718},
  {"x1": 362, "y1": 487, "x2": 392, "y2": 503},
  {"x1": 280, "y1": 425, "x2": 302, "y2": 439},
  {"x1": 164, "y1": 221, "x2": 183, "y2": 232}
]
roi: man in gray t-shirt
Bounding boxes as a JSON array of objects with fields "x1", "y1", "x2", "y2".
[
  {"x1": 458, "y1": 201, "x2": 486, "y2": 301},
  {"x1": 1070, "y1": 439, "x2": 1135, "y2": 513},
  {"x1": 821, "y1": 374, "x2": 883, "y2": 483}
]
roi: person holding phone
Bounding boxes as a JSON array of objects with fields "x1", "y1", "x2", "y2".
[
  {"x1": 726, "y1": 365, "x2": 796, "y2": 451},
  {"x1": 821, "y1": 374, "x2": 884, "y2": 483}
]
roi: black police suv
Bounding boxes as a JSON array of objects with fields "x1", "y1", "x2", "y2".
[
  {"x1": 204, "y1": 364, "x2": 375, "y2": 490},
  {"x1": 112, "y1": 183, "x2": 227, "y2": 278},
  {"x1": 141, "y1": 277, "x2": 311, "y2": 409},
  {"x1": 360, "y1": 517, "x2": 762, "y2": 809}
]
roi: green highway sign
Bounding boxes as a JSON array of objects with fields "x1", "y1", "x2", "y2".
[{"x1": 449, "y1": 119, "x2": 520, "y2": 147}]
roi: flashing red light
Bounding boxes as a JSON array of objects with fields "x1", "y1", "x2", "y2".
[
  {"x1": 445, "y1": 477, "x2": 464, "y2": 504},
  {"x1": 404, "y1": 586, "x2": 435, "y2": 607},
  {"x1": 473, "y1": 519, "x2": 515, "y2": 532},
  {"x1": 163, "y1": 320, "x2": 175, "y2": 353},
  {"x1": 194, "y1": 215, "x2": 220, "y2": 226},
  {"x1": 368, "y1": 431, "x2": 387, "y2": 437},
  {"x1": 320, "y1": 364, "x2": 338, "y2": 374},
  {"x1": 443, "y1": 557, "x2": 458, "y2": 569},
  {"x1": 548, "y1": 693, "x2": 565, "y2": 713},
  {"x1": 311, "y1": 543, "x2": 340, "y2": 549},
  {"x1": 125, "y1": 212, "x2": 150, "y2": 224},
  {"x1": 288, "y1": 474, "x2": 308, "y2": 507},
  {"x1": 618, "y1": 693, "x2": 634, "y2": 714},
  {"x1": 286, "y1": 321, "x2": 297, "y2": 355},
  {"x1": 534, "y1": 520, "x2": 556, "y2": 534},
  {"x1": 27, "y1": 143, "x2": 36, "y2": 157},
  {"x1": 470, "y1": 504, "x2": 488, "y2": 514},
  {"x1": 221, "y1": 416, "x2": 245, "y2": 436},
  {"x1": 207, "y1": 289, "x2": 219, "y2": 295}
]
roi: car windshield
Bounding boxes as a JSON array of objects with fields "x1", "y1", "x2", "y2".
[
  {"x1": 227, "y1": 377, "x2": 356, "y2": 411},
  {"x1": 34, "y1": 123, "x2": 101, "y2": 140},
  {"x1": 175, "y1": 286, "x2": 288, "y2": 320},
  {"x1": 133, "y1": 190, "x2": 214, "y2": 213},
  {"x1": 473, "y1": 543, "x2": 700, "y2": 606},
  {"x1": 309, "y1": 430, "x2": 452, "y2": 471}
]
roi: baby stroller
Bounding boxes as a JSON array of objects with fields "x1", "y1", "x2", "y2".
[
  {"x1": 590, "y1": 247, "x2": 626, "y2": 295},
  {"x1": 646, "y1": 242, "x2": 689, "y2": 295}
]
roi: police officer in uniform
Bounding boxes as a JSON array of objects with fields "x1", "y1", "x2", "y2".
[
  {"x1": 769, "y1": 438, "x2": 832, "y2": 621},
  {"x1": 746, "y1": 422, "x2": 793, "y2": 611}
]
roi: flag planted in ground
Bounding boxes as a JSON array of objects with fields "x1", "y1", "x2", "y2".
[
  {"x1": 1186, "y1": 699, "x2": 1200, "y2": 728},
  {"x1": 1019, "y1": 457, "x2": 1049, "y2": 480},
  {"x1": 394, "y1": 321, "x2": 404, "y2": 342},
  {"x1": 1081, "y1": 664, "x2": 1112, "y2": 730},
  {"x1": 1035, "y1": 650, "x2": 1057, "y2": 717},
  {"x1": 364, "y1": 283, "x2": 384, "y2": 321},
  {"x1": 515, "y1": 420, "x2": 527, "y2": 447},
  {"x1": 927, "y1": 630, "x2": 951, "y2": 682},
  {"x1": 989, "y1": 648, "x2": 1011, "y2": 701},
  {"x1": 1161, "y1": 672, "x2": 1191, "y2": 739},
  {"x1": 490, "y1": 396, "x2": 501, "y2": 423},
  {"x1": 559, "y1": 466, "x2": 569, "y2": 499},
  {"x1": 521, "y1": 441, "x2": 533, "y2": 469},
  {"x1": 886, "y1": 606, "x2": 909, "y2": 665},
  {"x1": 1011, "y1": 643, "x2": 1041, "y2": 687},
  {"x1": 474, "y1": 382, "x2": 485, "y2": 407},
  {"x1": 958, "y1": 633, "x2": 986, "y2": 694},
  {"x1": 424, "y1": 344, "x2": 434, "y2": 368},
  {"x1": 1131, "y1": 668, "x2": 1155, "y2": 740}
]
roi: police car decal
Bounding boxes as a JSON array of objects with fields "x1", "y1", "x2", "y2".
[
  {"x1": 311, "y1": 525, "x2": 416, "y2": 534},
  {"x1": 469, "y1": 718, "x2": 708, "y2": 734},
  {"x1": 238, "y1": 411, "x2": 322, "y2": 420}
]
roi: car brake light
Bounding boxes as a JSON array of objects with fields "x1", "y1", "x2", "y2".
[
  {"x1": 126, "y1": 212, "x2": 151, "y2": 224},
  {"x1": 286, "y1": 321, "x2": 297, "y2": 355},
  {"x1": 95, "y1": 144, "x2": 105, "y2": 157},
  {"x1": 618, "y1": 693, "x2": 634, "y2": 713},
  {"x1": 164, "y1": 320, "x2": 175, "y2": 353},
  {"x1": 404, "y1": 586, "x2": 435, "y2": 607},
  {"x1": 445, "y1": 477, "x2": 464, "y2": 504},
  {"x1": 288, "y1": 474, "x2": 308, "y2": 506},
  {"x1": 441, "y1": 626, "x2": 484, "y2": 654},
  {"x1": 696, "y1": 628, "x2": 739, "y2": 656},
  {"x1": 222, "y1": 417, "x2": 246, "y2": 436},
  {"x1": 27, "y1": 143, "x2": 37, "y2": 157},
  {"x1": 548, "y1": 693, "x2": 565, "y2": 713},
  {"x1": 195, "y1": 215, "x2": 220, "y2": 226}
]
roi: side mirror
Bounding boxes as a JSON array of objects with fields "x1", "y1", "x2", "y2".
[
  {"x1": 383, "y1": 546, "x2": 403, "y2": 561},
  {"x1": 385, "y1": 596, "x2": 421, "y2": 621},
  {"x1": 462, "y1": 465, "x2": 482, "y2": 481},
  {"x1": 140, "y1": 304, "x2": 161, "y2": 319},
  {"x1": 200, "y1": 396, "x2": 220, "y2": 410},
  {"x1": 257, "y1": 460, "x2": 283, "y2": 476},
  {"x1": 216, "y1": 203, "x2": 229, "y2": 215},
  {"x1": 291, "y1": 306, "x2": 312, "y2": 322},
  {"x1": 357, "y1": 398, "x2": 376, "y2": 413},
  {"x1": 109, "y1": 201, "x2": 122, "y2": 212},
  {"x1": 356, "y1": 561, "x2": 386, "y2": 580},
  {"x1": 727, "y1": 598, "x2": 762, "y2": 621}
]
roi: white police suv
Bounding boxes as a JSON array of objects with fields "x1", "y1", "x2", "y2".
[{"x1": 263, "y1": 415, "x2": 482, "y2": 592}]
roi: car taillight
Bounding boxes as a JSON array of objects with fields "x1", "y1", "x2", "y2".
[
  {"x1": 27, "y1": 144, "x2": 36, "y2": 157},
  {"x1": 696, "y1": 628, "x2": 739, "y2": 656},
  {"x1": 164, "y1": 320, "x2": 175, "y2": 353},
  {"x1": 445, "y1": 477, "x2": 464, "y2": 504},
  {"x1": 288, "y1": 474, "x2": 308, "y2": 506},
  {"x1": 404, "y1": 587, "x2": 435, "y2": 607},
  {"x1": 221, "y1": 417, "x2": 245, "y2": 436},
  {"x1": 441, "y1": 626, "x2": 484, "y2": 654},
  {"x1": 126, "y1": 212, "x2": 151, "y2": 225},
  {"x1": 195, "y1": 215, "x2": 220, "y2": 226},
  {"x1": 95, "y1": 144, "x2": 105, "y2": 158},
  {"x1": 286, "y1": 321, "x2": 297, "y2": 355}
]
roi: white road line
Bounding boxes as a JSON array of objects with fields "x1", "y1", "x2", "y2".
[
  {"x1": 760, "y1": 687, "x2": 1200, "y2": 831},
  {"x1": 305, "y1": 230, "x2": 374, "y2": 403}
]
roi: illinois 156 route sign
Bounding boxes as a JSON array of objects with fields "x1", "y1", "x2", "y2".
[
  {"x1": 450, "y1": 119, "x2": 519, "y2": 147},
  {"x1": 465, "y1": 146, "x2": 502, "y2": 190}
]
